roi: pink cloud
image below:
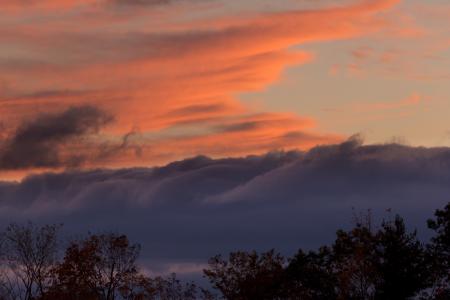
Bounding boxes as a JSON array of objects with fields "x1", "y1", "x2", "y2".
[{"x1": 0, "y1": 0, "x2": 400, "y2": 174}]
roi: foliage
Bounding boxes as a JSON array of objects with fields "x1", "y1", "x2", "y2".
[
  {"x1": 204, "y1": 250, "x2": 285, "y2": 300},
  {"x1": 41, "y1": 233, "x2": 140, "y2": 300}
]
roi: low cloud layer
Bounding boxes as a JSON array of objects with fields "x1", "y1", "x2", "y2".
[{"x1": 0, "y1": 139, "x2": 448, "y2": 276}]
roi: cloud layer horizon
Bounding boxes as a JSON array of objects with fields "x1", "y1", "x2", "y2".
[{"x1": 0, "y1": 138, "x2": 448, "y2": 277}]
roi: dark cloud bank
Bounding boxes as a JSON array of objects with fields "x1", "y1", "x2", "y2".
[{"x1": 0, "y1": 138, "x2": 449, "y2": 276}]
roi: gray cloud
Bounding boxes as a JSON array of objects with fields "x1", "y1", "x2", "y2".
[
  {"x1": 0, "y1": 139, "x2": 449, "y2": 276},
  {"x1": 165, "y1": 104, "x2": 227, "y2": 117},
  {"x1": 1, "y1": 89, "x2": 92, "y2": 102},
  {"x1": 0, "y1": 106, "x2": 113, "y2": 170},
  {"x1": 97, "y1": 130, "x2": 143, "y2": 160}
]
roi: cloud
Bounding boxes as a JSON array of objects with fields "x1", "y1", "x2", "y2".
[
  {"x1": 108, "y1": 0, "x2": 182, "y2": 6},
  {"x1": 0, "y1": 106, "x2": 113, "y2": 170},
  {"x1": 0, "y1": 139, "x2": 449, "y2": 276},
  {"x1": 0, "y1": 0, "x2": 399, "y2": 173},
  {"x1": 0, "y1": 0, "x2": 98, "y2": 11}
]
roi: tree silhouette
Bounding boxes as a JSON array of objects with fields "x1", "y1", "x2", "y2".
[
  {"x1": 39, "y1": 233, "x2": 212, "y2": 300},
  {"x1": 332, "y1": 220, "x2": 378, "y2": 299},
  {"x1": 372, "y1": 216, "x2": 429, "y2": 299},
  {"x1": 427, "y1": 203, "x2": 450, "y2": 299},
  {"x1": 330, "y1": 214, "x2": 429, "y2": 299},
  {"x1": 204, "y1": 250, "x2": 285, "y2": 300},
  {"x1": 41, "y1": 233, "x2": 140, "y2": 300},
  {"x1": 284, "y1": 247, "x2": 337, "y2": 299},
  {"x1": 204, "y1": 214, "x2": 434, "y2": 300},
  {"x1": 0, "y1": 222, "x2": 60, "y2": 300},
  {"x1": 2, "y1": 203, "x2": 450, "y2": 300}
]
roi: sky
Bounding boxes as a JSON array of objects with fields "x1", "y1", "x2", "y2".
[
  {"x1": 0, "y1": 0, "x2": 450, "y2": 279},
  {"x1": 1, "y1": 0, "x2": 449, "y2": 180}
]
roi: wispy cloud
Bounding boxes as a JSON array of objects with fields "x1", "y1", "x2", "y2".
[{"x1": 0, "y1": 0, "x2": 400, "y2": 174}]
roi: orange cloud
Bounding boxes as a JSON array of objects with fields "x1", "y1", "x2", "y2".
[
  {"x1": 0, "y1": 0, "x2": 400, "y2": 176},
  {"x1": 0, "y1": 0, "x2": 99, "y2": 12}
]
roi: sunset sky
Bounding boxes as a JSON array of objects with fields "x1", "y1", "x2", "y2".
[
  {"x1": 1, "y1": 0, "x2": 450, "y2": 278},
  {"x1": 1, "y1": 0, "x2": 449, "y2": 180}
]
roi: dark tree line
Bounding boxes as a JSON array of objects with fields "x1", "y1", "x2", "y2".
[
  {"x1": 204, "y1": 205, "x2": 450, "y2": 300},
  {"x1": 1, "y1": 203, "x2": 450, "y2": 299},
  {"x1": 0, "y1": 226, "x2": 213, "y2": 300}
]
